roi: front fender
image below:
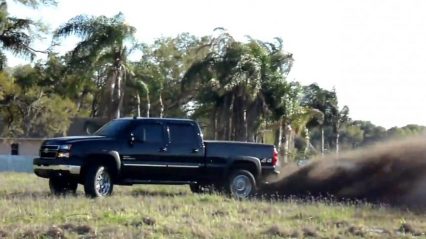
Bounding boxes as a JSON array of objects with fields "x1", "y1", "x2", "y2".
[
  {"x1": 107, "y1": 151, "x2": 121, "y2": 173},
  {"x1": 84, "y1": 151, "x2": 122, "y2": 176}
]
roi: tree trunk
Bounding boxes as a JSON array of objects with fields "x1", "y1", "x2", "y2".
[
  {"x1": 304, "y1": 129, "x2": 310, "y2": 158},
  {"x1": 243, "y1": 108, "x2": 248, "y2": 141},
  {"x1": 284, "y1": 123, "x2": 292, "y2": 163},
  {"x1": 224, "y1": 94, "x2": 234, "y2": 140},
  {"x1": 146, "y1": 92, "x2": 150, "y2": 118},
  {"x1": 211, "y1": 107, "x2": 217, "y2": 139},
  {"x1": 321, "y1": 125, "x2": 325, "y2": 157},
  {"x1": 76, "y1": 89, "x2": 88, "y2": 112},
  {"x1": 232, "y1": 95, "x2": 245, "y2": 141},
  {"x1": 115, "y1": 73, "x2": 122, "y2": 119},
  {"x1": 136, "y1": 93, "x2": 141, "y2": 117},
  {"x1": 336, "y1": 131, "x2": 340, "y2": 157},
  {"x1": 159, "y1": 91, "x2": 164, "y2": 118},
  {"x1": 277, "y1": 118, "x2": 283, "y2": 153}
]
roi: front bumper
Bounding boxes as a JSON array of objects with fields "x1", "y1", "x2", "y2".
[
  {"x1": 33, "y1": 164, "x2": 81, "y2": 175},
  {"x1": 33, "y1": 157, "x2": 81, "y2": 178}
]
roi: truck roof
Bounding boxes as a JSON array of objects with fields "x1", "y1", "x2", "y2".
[{"x1": 117, "y1": 117, "x2": 195, "y2": 123}]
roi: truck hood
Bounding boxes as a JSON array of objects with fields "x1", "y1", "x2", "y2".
[{"x1": 43, "y1": 135, "x2": 107, "y2": 145}]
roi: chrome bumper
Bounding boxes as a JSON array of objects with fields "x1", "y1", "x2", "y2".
[{"x1": 33, "y1": 165, "x2": 81, "y2": 175}]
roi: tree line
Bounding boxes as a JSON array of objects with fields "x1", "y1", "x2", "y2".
[{"x1": 0, "y1": 1, "x2": 424, "y2": 161}]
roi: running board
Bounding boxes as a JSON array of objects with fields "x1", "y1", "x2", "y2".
[{"x1": 120, "y1": 179, "x2": 197, "y2": 185}]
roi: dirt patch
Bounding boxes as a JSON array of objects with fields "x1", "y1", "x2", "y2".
[
  {"x1": 59, "y1": 223, "x2": 95, "y2": 235},
  {"x1": 20, "y1": 229, "x2": 42, "y2": 239},
  {"x1": 398, "y1": 223, "x2": 424, "y2": 236},
  {"x1": 211, "y1": 210, "x2": 228, "y2": 217},
  {"x1": 45, "y1": 226, "x2": 65, "y2": 239},
  {"x1": 263, "y1": 136, "x2": 426, "y2": 209},
  {"x1": 263, "y1": 225, "x2": 299, "y2": 238},
  {"x1": 0, "y1": 229, "x2": 8, "y2": 238},
  {"x1": 142, "y1": 217, "x2": 156, "y2": 226},
  {"x1": 347, "y1": 225, "x2": 365, "y2": 237}
]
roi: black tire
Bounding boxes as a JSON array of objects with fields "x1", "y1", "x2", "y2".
[
  {"x1": 49, "y1": 177, "x2": 78, "y2": 195},
  {"x1": 227, "y1": 170, "x2": 257, "y2": 199},
  {"x1": 84, "y1": 164, "x2": 114, "y2": 198},
  {"x1": 190, "y1": 183, "x2": 223, "y2": 194},
  {"x1": 189, "y1": 184, "x2": 204, "y2": 193}
]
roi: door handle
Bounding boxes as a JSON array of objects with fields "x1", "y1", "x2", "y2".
[
  {"x1": 160, "y1": 147, "x2": 167, "y2": 152},
  {"x1": 192, "y1": 148, "x2": 199, "y2": 153}
]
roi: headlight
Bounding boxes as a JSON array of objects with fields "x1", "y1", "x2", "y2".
[
  {"x1": 57, "y1": 152, "x2": 70, "y2": 158},
  {"x1": 57, "y1": 144, "x2": 72, "y2": 158}
]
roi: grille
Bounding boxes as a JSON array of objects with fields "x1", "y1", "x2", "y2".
[{"x1": 39, "y1": 145, "x2": 59, "y2": 158}]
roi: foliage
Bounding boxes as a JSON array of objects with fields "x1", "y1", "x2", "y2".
[
  {"x1": 0, "y1": 0, "x2": 53, "y2": 69},
  {"x1": 0, "y1": 70, "x2": 77, "y2": 137},
  {"x1": 53, "y1": 12, "x2": 141, "y2": 119},
  {"x1": 183, "y1": 30, "x2": 294, "y2": 141}
]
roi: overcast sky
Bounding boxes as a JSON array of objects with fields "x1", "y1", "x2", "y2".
[{"x1": 8, "y1": 0, "x2": 426, "y2": 128}]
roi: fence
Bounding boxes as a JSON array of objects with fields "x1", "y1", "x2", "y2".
[{"x1": 0, "y1": 155, "x2": 34, "y2": 173}]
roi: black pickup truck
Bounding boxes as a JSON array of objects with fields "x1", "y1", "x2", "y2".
[{"x1": 33, "y1": 117, "x2": 279, "y2": 199}]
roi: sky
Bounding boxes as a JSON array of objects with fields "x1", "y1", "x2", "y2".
[{"x1": 7, "y1": 0, "x2": 426, "y2": 129}]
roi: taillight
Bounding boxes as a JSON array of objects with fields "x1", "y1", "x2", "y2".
[{"x1": 272, "y1": 148, "x2": 279, "y2": 166}]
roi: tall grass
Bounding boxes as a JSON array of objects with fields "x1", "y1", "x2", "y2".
[{"x1": 0, "y1": 173, "x2": 425, "y2": 238}]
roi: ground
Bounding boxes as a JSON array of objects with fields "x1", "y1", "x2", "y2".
[{"x1": 0, "y1": 173, "x2": 425, "y2": 238}]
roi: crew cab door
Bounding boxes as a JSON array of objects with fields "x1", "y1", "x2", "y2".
[
  {"x1": 121, "y1": 122, "x2": 168, "y2": 180},
  {"x1": 163, "y1": 122, "x2": 205, "y2": 181}
]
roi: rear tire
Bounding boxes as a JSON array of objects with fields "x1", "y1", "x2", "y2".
[
  {"x1": 227, "y1": 170, "x2": 257, "y2": 199},
  {"x1": 49, "y1": 177, "x2": 78, "y2": 195},
  {"x1": 84, "y1": 165, "x2": 113, "y2": 198}
]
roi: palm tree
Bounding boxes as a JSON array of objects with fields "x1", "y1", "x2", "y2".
[
  {"x1": 53, "y1": 12, "x2": 141, "y2": 119},
  {"x1": 183, "y1": 30, "x2": 293, "y2": 142},
  {"x1": 0, "y1": 1, "x2": 47, "y2": 69},
  {"x1": 301, "y1": 83, "x2": 340, "y2": 156}
]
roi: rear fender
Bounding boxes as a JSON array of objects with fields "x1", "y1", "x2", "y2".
[{"x1": 225, "y1": 156, "x2": 261, "y2": 179}]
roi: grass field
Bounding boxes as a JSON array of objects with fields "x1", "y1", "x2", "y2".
[{"x1": 0, "y1": 173, "x2": 425, "y2": 238}]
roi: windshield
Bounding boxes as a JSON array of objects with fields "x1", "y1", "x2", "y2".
[{"x1": 94, "y1": 119, "x2": 130, "y2": 137}]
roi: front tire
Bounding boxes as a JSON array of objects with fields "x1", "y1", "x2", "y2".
[
  {"x1": 227, "y1": 170, "x2": 257, "y2": 199},
  {"x1": 49, "y1": 177, "x2": 78, "y2": 195},
  {"x1": 189, "y1": 183, "x2": 204, "y2": 193},
  {"x1": 189, "y1": 183, "x2": 217, "y2": 194},
  {"x1": 84, "y1": 165, "x2": 113, "y2": 198}
]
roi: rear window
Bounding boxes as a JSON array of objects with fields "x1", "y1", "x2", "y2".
[{"x1": 168, "y1": 123, "x2": 197, "y2": 146}]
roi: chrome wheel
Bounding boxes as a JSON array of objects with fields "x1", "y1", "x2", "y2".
[
  {"x1": 230, "y1": 174, "x2": 253, "y2": 199},
  {"x1": 95, "y1": 166, "x2": 111, "y2": 196}
]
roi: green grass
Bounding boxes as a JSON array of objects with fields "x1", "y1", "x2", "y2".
[{"x1": 0, "y1": 173, "x2": 425, "y2": 238}]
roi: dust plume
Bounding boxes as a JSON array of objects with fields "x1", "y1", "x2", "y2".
[{"x1": 263, "y1": 136, "x2": 426, "y2": 208}]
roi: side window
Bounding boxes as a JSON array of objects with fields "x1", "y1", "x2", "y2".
[
  {"x1": 133, "y1": 123, "x2": 163, "y2": 143},
  {"x1": 168, "y1": 123, "x2": 198, "y2": 146}
]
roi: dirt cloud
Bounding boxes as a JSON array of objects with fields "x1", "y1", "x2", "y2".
[{"x1": 262, "y1": 135, "x2": 426, "y2": 208}]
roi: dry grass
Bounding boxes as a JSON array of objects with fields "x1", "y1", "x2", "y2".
[{"x1": 0, "y1": 172, "x2": 425, "y2": 238}]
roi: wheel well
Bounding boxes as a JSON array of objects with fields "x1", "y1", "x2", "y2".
[
  {"x1": 80, "y1": 155, "x2": 119, "y2": 183},
  {"x1": 229, "y1": 161, "x2": 259, "y2": 179}
]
